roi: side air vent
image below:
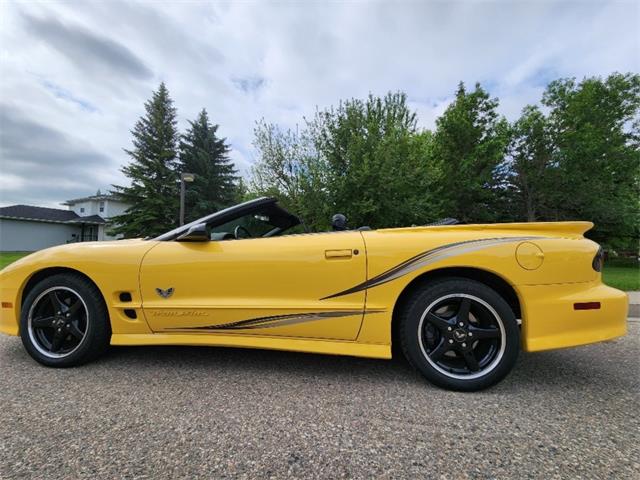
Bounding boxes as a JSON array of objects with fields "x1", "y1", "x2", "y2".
[
  {"x1": 119, "y1": 292, "x2": 133, "y2": 302},
  {"x1": 124, "y1": 309, "x2": 137, "y2": 319}
]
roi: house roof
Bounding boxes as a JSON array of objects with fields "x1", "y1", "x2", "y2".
[
  {"x1": 62, "y1": 193, "x2": 123, "y2": 205},
  {"x1": 0, "y1": 205, "x2": 105, "y2": 225},
  {"x1": 66, "y1": 214, "x2": 106, "y2": 224}
]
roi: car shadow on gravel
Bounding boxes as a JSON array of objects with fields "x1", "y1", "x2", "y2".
[
  {"x1": 1, "y1": 334, "x2": 633, "y2": 393},
  {"x1": 95, "y1": 339, "x2": 633, "y2": 393},
  {"x1": 102, "y1": 343, "x2": 418, "y2": 380}
]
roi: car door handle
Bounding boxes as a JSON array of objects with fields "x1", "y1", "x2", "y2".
[{"x1": 325, "y1": 249, "x2": 353, "y2": 259}]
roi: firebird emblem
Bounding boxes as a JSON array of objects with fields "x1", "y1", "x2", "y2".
[{"x1": 156, "y1": 287, "x2": 174, "y2": 299}]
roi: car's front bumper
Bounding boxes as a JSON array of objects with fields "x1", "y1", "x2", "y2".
[
  {"x1": 519, "y1": 281, "x2": 628, "y2": 352},
  {"x1": 0, "y1": 283, "x2": 20, "y2": 336}
]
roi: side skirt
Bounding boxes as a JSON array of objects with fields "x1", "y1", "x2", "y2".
[{"x1": 110, "y1": 333, "x2": 392, "y2": 360}]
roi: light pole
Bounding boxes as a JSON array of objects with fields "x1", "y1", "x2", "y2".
[{"x1": 179, "y1": 172, "x2": 195, "y2": 226}]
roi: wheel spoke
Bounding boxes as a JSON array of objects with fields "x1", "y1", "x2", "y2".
[
  {"x1": 48, "y1": 292, "x2": 67, "y2": 313},
  {"x1": 50, "y1": 331, "x2": 64, "y2": 352},
  {"x1": 67, "y1": 299, "x2": 83, "y2": 317},
  {"x1": 457, "y1": 298, "x2": 471, "y2": 324},
  {"x1": 469, "y1": 325, "x2": 499, "y2": 339},
  {"x1": 462, "y1": 349, "x2": 480, "y2": 372},
  {"x1": 32, "y1": 316, "x2": 55, "y2": 329},
  {"x1": 68, "y1": 322, "x2": 84, "y2": 340},
  {"x1": 428, "y1": 338, "x2": 450, "y2": 362},
  {"x1": 426, "y1": 313, "x2": 451, "y2": 331}
]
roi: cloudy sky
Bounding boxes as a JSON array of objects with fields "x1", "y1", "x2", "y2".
[{"x1": 1, "y1": 0, "x2": 638, "y2": 208}]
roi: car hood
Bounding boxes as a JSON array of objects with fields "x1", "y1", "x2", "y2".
[{"x1": 1, "y1": 239, "x2": 152, "y2": 274}]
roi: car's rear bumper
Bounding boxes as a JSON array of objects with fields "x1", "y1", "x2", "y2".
[{"x1": 519, "y1": 281, "x2": 628, "y2": 352}]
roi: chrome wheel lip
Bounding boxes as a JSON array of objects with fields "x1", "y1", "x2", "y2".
[
  {"x1": 27, "y1": 286, "x2": 89, "y2": 359},
  {"x1": 417, "y1": 293, "x2": 506, "y2": 380}
]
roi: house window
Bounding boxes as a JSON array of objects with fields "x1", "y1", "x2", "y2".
[
  {"x1": 99, "y1": 202, "x2": 105, "y2": 213},
  {"x1": 80, "y1": 207, "x2": 85, "y2": 213}
]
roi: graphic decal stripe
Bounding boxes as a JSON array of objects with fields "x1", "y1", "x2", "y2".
[
  {"x1": 164, "y1": 309, "x2": 385, "y2": 332},
  {"x1": 320, "y1": 236, "x2": 542, "y2": 300}
]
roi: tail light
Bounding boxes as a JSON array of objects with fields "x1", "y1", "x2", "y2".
[{"x1": 592, "y1": 246, "x2": 604, "y2": 272}]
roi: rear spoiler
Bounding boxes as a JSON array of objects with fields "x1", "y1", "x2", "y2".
[{"x1": 420, "y1": 221, "x2": 594, "y2": 238}]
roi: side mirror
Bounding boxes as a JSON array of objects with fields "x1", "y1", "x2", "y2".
[{"x1": 177, "y1": 223, "x2": 209, "y2": 242}]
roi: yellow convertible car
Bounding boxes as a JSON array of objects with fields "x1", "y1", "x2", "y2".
[{"x1": 0, "y1": 197, "x2": 629, "y2": 390}]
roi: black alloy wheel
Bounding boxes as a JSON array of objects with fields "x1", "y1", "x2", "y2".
[
  {"x1": 27, "y1": 286, "x2": 89, "y2": 358},
  {"x1": 20, "y1": 273, "x2": 111, "y2": 367},
  {"x1": 420, "y1": 294, "x2": 504, "y2": 378},
  {"x1": 399, "y1": 278, "x2": 519, "y2": 391}
]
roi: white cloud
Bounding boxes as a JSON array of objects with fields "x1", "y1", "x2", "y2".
[
  {"x1": 1, "y1": 0, "x2": 638, "y2": 207},
  {"x1": 0, "y1": 173, "x2": 25, "y2": 193}
]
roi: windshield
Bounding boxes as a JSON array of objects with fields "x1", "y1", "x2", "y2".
[
  {"x1": 154, "y1": 197, "x2": 301, "y2": 241},
  {"x1": 210, "y1": 208, "x2": 303, "y2": 240}
]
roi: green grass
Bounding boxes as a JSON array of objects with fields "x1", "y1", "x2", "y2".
[
  {"x1": 0, "y1": 251, "x2": 31, "y2": 270},
  {"x1": 603, "y1": 258, "x2": 639, "y2": 291},
  {"x1": 1, "y1": 250, "x2": 638, "y2": 290}
]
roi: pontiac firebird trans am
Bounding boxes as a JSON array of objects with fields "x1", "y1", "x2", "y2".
[{"x1": 0, "y1": 198, "x2": 629, "y2": 390}]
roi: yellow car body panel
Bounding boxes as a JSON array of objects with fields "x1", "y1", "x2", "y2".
[
  {"x1": 139, "y1": 231, "x2": 368, "y2": 340},
  {"x1": 0, "y1": 220, "x2": 628, "y2": 359}
]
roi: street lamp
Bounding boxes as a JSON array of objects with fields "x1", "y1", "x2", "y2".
[{"x1": 179, "y1": 172, "x2": 195, "y2": 226}]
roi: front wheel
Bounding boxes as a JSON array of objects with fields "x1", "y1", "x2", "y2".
[
  {"x1": 20, "y1": 273, "x2": 111, "y2": 367},
  {"x1": 399, "y1": 278, "x2": 519, "y2": 391}
]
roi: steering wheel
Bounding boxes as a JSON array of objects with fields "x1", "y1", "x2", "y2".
[{"x1": 234, "y1": 225, "x2": 252, "y2": 239}]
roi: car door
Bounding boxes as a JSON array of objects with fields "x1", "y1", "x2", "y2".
[{"x1": 139, "y1": 231, "x2": 367, "y2": 340}]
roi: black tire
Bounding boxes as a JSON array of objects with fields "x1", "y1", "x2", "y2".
[
  {"x1": 399, "y1": 278, "x2": 519, "y2": 391},
  {"x1": 20, "y1": 273, "x2": 111, "y2": 367}
]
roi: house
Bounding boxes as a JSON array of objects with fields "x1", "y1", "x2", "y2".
[{"x1": 0, "y1": 192, "x2": 130, "y2": 252}]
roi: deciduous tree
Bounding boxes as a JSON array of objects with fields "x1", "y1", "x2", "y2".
[
  {"x1": 251, "y1": 93, "x2": 439, "y2": 230},
  {"x1": 543, "y1": 73, "x2": 640, "y2": 249},
  {"x1": 507, "y1": 105, "x2": 554, "y2": 221},
  {"x1": 431, "y1": 83, "x2": 510, "y2": 223}
]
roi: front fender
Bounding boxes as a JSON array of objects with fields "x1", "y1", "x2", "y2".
[{"x1": 0, "y1": 240, "x2": 157, "y2": 337}]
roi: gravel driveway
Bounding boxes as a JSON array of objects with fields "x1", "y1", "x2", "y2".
[{"x1": 1, "y1": 321, "x2": 638, "y2": 479}]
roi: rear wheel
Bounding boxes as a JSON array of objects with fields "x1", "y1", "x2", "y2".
[
  {"x1": 399, "y1": 278, "x2": 519, "y2": 391},
  {"x1": 20, "y1": 273, "x2": 111, "y2": 367}
]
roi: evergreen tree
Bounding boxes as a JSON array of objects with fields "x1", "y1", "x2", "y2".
[
  {"x1": 431, "y1": 82, "x2": 510, "y2": 223},
  {"x1": 179, "y1": 109, "x2": 239, "y2": 221},
  {"x1": 110, "y1": 83, "x2": 179, "y2": 238}
]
